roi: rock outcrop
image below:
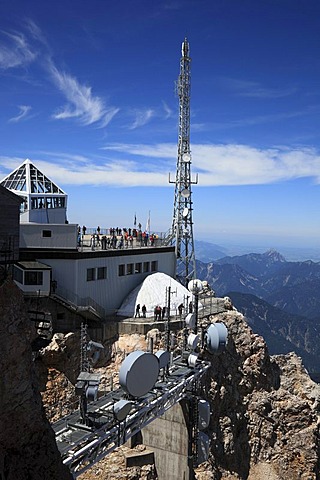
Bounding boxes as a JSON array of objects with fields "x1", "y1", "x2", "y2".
[
  {"x1": 200, "y1": 308, "x2": 320, "y2": 479},
  {"x1": 0, "y1": 278, "x2": 72, "y2": 480}
]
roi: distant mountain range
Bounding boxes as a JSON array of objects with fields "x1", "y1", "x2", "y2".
[
  {"x1": 195, "y1": 239, "x2": 320, "y2": 262},
  {"x1": 196, "y1": 249, "x2": 320, "y2": 376}
]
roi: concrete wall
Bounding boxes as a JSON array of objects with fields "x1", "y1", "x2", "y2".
[
  {"x1": 20, "y1": 206, "x2": 67, "y2": 225},
  {"x1": 20, "y1": 223, "x2": 78, "y2": 249},
  {"x1": 140, "y1": 400, "x2": 192, "y2": 480}
]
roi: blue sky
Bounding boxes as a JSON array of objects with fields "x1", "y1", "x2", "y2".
[{"x1": 1, "y1": 0, "x2": 320, "y2": 250}]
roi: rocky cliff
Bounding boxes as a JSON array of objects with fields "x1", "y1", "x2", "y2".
[
  {"x1": 1, "y1": 275, "x2": 320, "y2": 479},
  {"x1": 0, "y1": 278, "x2": 72, "y2": 480},
  {"x1": 200, "y1": 308, "x2": 320, "y2": 479}
]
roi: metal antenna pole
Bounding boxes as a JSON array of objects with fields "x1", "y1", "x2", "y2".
[
  {"x1": 79, "y1": 323, "x2": 89, "y2": 423},
  {"x1": 169, "y1": 38, "x2": 198, "y2": 287},
  {"x1": 80, "y1": 323, "x2": 90, "y2": 373},
  {"x1": 165, "y1": 286, "x2": 172, "y2": 352}
]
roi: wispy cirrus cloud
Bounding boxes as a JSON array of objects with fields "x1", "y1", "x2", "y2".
[
  {"x1": 0, "y1": 22, "x2": 120, "y2": 128},
  {"x1": 103, "y1": 143, "x2": 176, "y2": 158},
  {"x1": 162, "y1": 101, "x2": 173, "y2": 119},
  {"x1": 206, "y1": 105, "x2": 320, "y2": 131},
  {"x1": 219, "y1": 77, "x2": 297, "y2": 99},
  {"x1": 2, "y1": 143, "x2": 320, "y2": 188},
  {"x1": 0, "y1": 29, "x2": 37, "y2": 70},
  {"x1": 48, "y1": 60, "x2": 120, "y2": 127},
  {"x1": 129, "y1": 109, "x2": 154, "y2": 129},
  {"x1": 25, "y1": 18, "x2": 48, "y2": 46},
  {"x1": 8, "y1": 105, "x2": 32, "y2": 123}
]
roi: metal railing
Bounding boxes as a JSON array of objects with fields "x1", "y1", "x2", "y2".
[
  {"x1": 77, "y1": 229, "x2": 172, "y2": 252},
  {"x1": 54, "y1": 285, "x2": 107, "y2": 318}
]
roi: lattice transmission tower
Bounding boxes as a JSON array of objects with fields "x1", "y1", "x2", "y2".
[{"x1": 169, "y1": 38, "x2": 198, "y2": 286}]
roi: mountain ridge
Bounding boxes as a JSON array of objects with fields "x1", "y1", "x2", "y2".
[{"x1": 196, "y1": 249, "x2": 320, "y2": 375}]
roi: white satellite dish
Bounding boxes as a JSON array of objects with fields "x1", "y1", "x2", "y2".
[
  {"x1": 205, "y1": 323, "x2": 228, "y2": 354},
  {"x1": 185, "y1": 313, "x2": 195, "y2": 329},
  {"x1": 182, "y1": 153, "x2": 191, "y2": 162},
  {"x1": 155, "y1": 350, "x2": 170, "y2": 369},
  {"x1": 181, "y1": 188, "x2": 190, "y2": 198},
  {"x1": 182, "y1": 207, "x2": 189, "y2": 218},
  {"x1": 188, "y1": 352, "x2": 198, "y2": 368},
  {"x1": 187, "y1": 333, "x2": 200, "y2": 350},
  {"x1": 119, "y1": 350, "x2": 160, "y2": 398},
  {"x1": 113, "y1": 399, "x2": 132, "y2": 421},
  {"x1": 188, "y1": 279, "x2": 203, "y2": 294}
]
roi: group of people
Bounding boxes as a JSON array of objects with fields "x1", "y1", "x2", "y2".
[
  {"x1": 178, "y1": 302, "x2": 193, "y2": 317},
  {"x1": 135, "y1": 304, "x2": 168, "y2": 320},
  {"x1": 135, "y1": 304, "x2": 147, "y2": 318},
  {"x1": 154, "y1": 305, "x2": 167, "y2": 320},
  {"x1": 77, "y1": 225, "x2": 158, "y2": 249},
  {"x1": 134, "y1": 302, "x2": 192, "y2": 320}
]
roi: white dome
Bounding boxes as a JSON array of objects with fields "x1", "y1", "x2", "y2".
[{"x1": 117, "y1": 272, "x2": 192, "y2": 318}]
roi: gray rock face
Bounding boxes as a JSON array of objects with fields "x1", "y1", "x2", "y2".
[
  {"x1": 1, "y1": 275, "x2": 319, "y2": 479},
  {"x1": 203, "y1": 309, "x2": 320, "y2": 479},
  {"x1": 0, "y1": 278, "x2": 72, "y2": 480}
]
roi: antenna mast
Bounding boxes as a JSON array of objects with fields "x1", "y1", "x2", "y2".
[{"x1": 169, "y1": 38, "x2": 197, "y2": 286}]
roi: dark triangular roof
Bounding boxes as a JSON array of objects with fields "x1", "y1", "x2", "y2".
[{"x1": 0, "y1": 183, "x2": 23, "y2": 204}]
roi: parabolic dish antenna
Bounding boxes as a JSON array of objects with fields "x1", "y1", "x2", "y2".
[
  {"x1": 113, "y1": 399, "x2": 133, "y2": 422},
  {"x1": 155, "y1": 349, "x2": 170, "y2": 369},
  {"x1": 205, "y1": 323, "x2": 228, "y2": 354},
  {"x1": 182, "y1": 207, "x2": 189, "y2": 218},
  {"x1": 187, "y1": 332, "x2": 200, "y2": 350},
  {"x1": 188, "y1": 352, "x2": 198, "y2": 368},
  {"x1": 119, "y1": 350, "x2": 160, "y2": 398},
  {"x1": 181, "y1": 188, "x2": 190, "y2": 198},
  {"x1": 188, "y1": 279, "x2": 203, "y2": 294},
  {"x1": 182, "y1": 153, "x2": 191, "y2": 162},
  {"x1": 185, "y1": 312, "x2": 195, "y2": 329}
]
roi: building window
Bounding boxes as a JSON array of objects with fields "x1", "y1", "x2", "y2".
[
  {"x1": 53, "y1": 198, "x2": 65, "y2": 208},
  {"x1": 151, "y1": 261, "x2": 158, "y2": 272},
  {"x1": 42, "y1": 230, "x2": 52, "y2": 238},
  {"x1": 13, "y1": 267, "x2": 23, "y2": 284},
  {"x1": 118, "y1": 264, "x2": 125, "y2": 276},
  {"x1": 135, "y1": 263, "x2": 142, "y2": 274},
  {"x1": 97, "y1": 267, "x2": 107, "y2": 280},
  {"x1": 87, "y1": 268, "x2": 96, "y2": 281},
  {"x1": 143, "y1": 262, "x2": 150, "y2": 273},
  {"x1": 24, "y1": 271, "x2": 43, "y2": 285},
  {"x1": 126, "y1": 263, "x2": 134, "y2": 275}
]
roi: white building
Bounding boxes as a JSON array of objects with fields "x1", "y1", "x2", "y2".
[{"x1": 1, "y1": 159, "x2": 176, "y2": 323}]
